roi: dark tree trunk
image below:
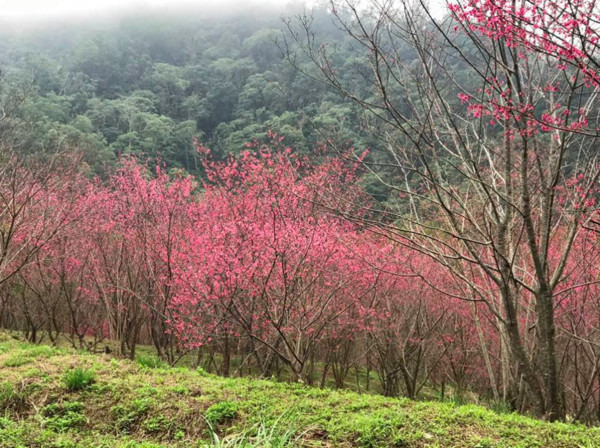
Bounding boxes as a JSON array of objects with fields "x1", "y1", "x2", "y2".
[{"x1": 536, "y1": 289, "x2": 563, "y2": 421}]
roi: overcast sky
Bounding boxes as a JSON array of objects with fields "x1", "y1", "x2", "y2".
[
  {"x1": 0, "y1": 0, "x2": 446, "y2": 19},
  {"x1": 0, "y1": 0, "x2": 305, "y2": 21}
]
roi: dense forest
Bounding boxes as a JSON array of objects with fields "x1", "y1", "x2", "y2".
[
  {"x1": 0, "y1": 3, "x2": 379, "y2": 173},
  {"x1": 4, "y1": 0, "x2": 600, "y2": 430}
]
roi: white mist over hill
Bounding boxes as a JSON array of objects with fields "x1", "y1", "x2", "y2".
[{"x1": 0, "y1": 0, "x2": 311, "y2": 22}]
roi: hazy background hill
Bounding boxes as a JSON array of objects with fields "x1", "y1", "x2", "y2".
[{"x1": 0, "y1": 1, "x2": 381, "y2": 176}]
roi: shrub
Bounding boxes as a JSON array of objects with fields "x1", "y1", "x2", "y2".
[{"x1": 63, "y1": 367, "x2": 95, "y2": 391}]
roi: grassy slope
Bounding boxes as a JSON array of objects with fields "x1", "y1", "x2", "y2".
[{"x1": 1, "y1": 333, "x2": 599, "y2": 448}]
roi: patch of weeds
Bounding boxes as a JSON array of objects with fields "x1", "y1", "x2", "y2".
[
  {"x1": 202, "y1": 411, "x2": 301, "y2": 448},
  {"x1": 351, "y1": 413, "x2": 403, "y2": 448},
  {"x1": 23, "y1": 367, "x2": 44, "y2": 378},
  {"x1": 121, "y1": 442, "x2": 167, "y2": 448},
  {"x1": 489, "y1": 400, "x2": 514, "y2": 415},
  {"x1": 390, "y1": 435, "x2": 411, "y2": 447},
  {"x1": 63, "y1": 367, "x2": 95, "y2": 391},
  {"x1": 0, "y1": 382, "x2": 27, "y2": 412},
  {"x1": 205, "y1": 401, "x2": 238, "y2": 426},
  {"x1": 23, "y1": 345, "x2": 59, "y2": 358},
  {"x1": 49, "y1": 441, "x2": 79, "y2": 448},
  {"x1": 443, "y1": 394, "x2": 469, "y2": 407},
  {"x1": 90, "y1": 382, "x2": 115, "y2": 394},
  {"x1": 112, "y1": 398, "x2": 153, "y2": 433},
  {"x1": 0, "y1": 422, "x2": 26, "y2": 448},
  {"x1": 4, "y1": 345, "x2": 60, "y2": 367},
  {"x1": 3, "y1": 352, "x2": 31, "y2": 367},
  {"x1": 142, "y1": 415, "x2": 177, "y2": 434},
  {"x1": 43, "y1": 401, "x2": 87, "y2": 432},
  {"x1": 136, "y1": 354, "x2": 167, "y2": 369},
  {"x1": 0, "y1": 417, "x2": 13, "y2": 430},
  {"x1": 136, "y1": 385, "x2": 159, "y2": 397},
  {"x1": 169, "y1": 385, "x2": 189, "y2": 395},
  {"x1": 474, "y1": 438, "x2": 495, "y2": 448},
  {"x1": 195, "y1": 367, "x2": 209, "y2": 377},
  {"x1": 34, "y1": 429, "x2": 80, "y2": 448},
  {"x1": 174, "y1": 429, "x2": 185, "y2": 440}
]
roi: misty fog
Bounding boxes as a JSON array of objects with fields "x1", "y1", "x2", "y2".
[{"x1": 1, "y1": 0, "x2": 313, "y2": 30}]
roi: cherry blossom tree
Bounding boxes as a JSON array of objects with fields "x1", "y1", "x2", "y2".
[{"x1": 285, "y1": 0, "x2": 600, "y2": 419}]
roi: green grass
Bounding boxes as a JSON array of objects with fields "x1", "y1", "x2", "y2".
[
  {"x1": 7, "y1": 332, "x2": 383, "y2": 395},
  {"x1": 64, "y1": 366, "x2": 96, "y2": 391},
  {"x1": 130, "y1": 343, "x2": 383, "y2": 394},
  {"x1": 205, "y1": 401, "x2": 239, "y2": 425},
  {"x1": 1, "y1": 331, "x2": 600, "y2": 447},
  {"x1": 202, "y1": 410, "x2": 302, "y2": 447},
  {"x1": 3, "y1": 344, "x2": 61, "y2": 367},
  {"x1": 136, "y1": 354, "x2": 168, "y2": 369}
]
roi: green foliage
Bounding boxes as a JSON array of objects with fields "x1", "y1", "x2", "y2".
[
  {"x1": 22, "y1": 345, "x2": 60, "y2": 358},
  {"x1": 0, "y1": 383, "x2": 27, "y2": 412},
  {"x1": 474, "y1": 439, "x2": 494, "y2": 448},
  {"x1": 169, "y1": 385, "x2": 189, "y2": 395},
  {"x1": 3, "y1": 353, "x2": 31, "y2": 367},
  {"x1": 0, "y1": 6, "x2": 380, "y2": 178},
  {"x1": 353, "y1": 414, "x2": 400, "y2": 448},
  {"x1": 489, "y1": 400, "x2": 514, "y2": 415},
  {"x1": 43, "y1": 401, "x2": 87, "y2": 432},
  {"x1": 205, "y1": 401, "x2": 239, "y2": 425},
  {"x1": 3, "y1": 345, "x2": 61, "y2": 367},
  {"x1": 121, "y1": 442, "x2": 167, "y2": 448},
  {"x1": 63, "y1": 367, "x2": 96, "y2": 391},
  {"x1": 141, "y1": 415, "x2": 177, "y2": 434},
  {"x1": 0, "y1": 417, "x2": 12, "y2": 430},
  {"x1": 111, "y1": 398, "x2": 153, "y2": 432},
  {"x1": 202, "y1": 412, "x2": 300, "y2": 448},
  {"x1": 136, "y1": 354, "x2": 167, "y2": 369},
  {"x1": 1, "y1": 334, "x2": 600, "y2": 447}
]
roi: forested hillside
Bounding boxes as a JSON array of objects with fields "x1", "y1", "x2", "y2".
[{"x1": 0, "y1": 3, "x2": 378, "y2": 175}]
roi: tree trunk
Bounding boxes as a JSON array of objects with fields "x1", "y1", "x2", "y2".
[
  {"x1": 221, "y1": 334, "x2": 230, "y2": 377},
  {"x1": 536, "y1": 289, "x2": 563, "y2": 421},
  {"x1": 504, "y1": 313, "x2": 545, "y2": 416}
]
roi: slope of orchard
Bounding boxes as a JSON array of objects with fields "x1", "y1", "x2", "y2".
[
  {"x1": 1, "y1": 333, "x2": 599, "y2": 448},
  {"x1": 5, "y1": 141, "x2": 600, "y2": 421}
]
